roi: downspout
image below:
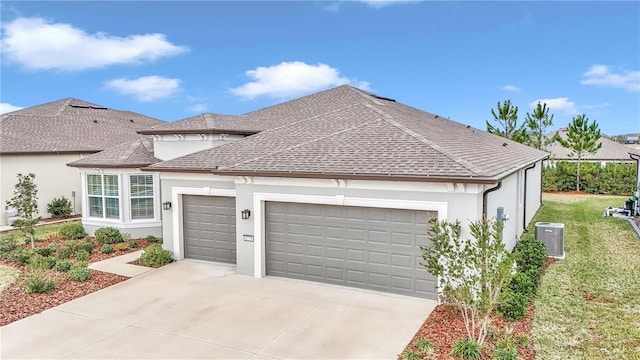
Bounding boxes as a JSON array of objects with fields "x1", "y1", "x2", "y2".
[
  {"x1": 522, "y1": 163, "x2": 537, "y2": 232},
  {"x1": 631, "y1": 154, "x2": 640, "y2": 192},
  {"x1": 482, "y1": 182, "x2": 502, "y2": 216}
]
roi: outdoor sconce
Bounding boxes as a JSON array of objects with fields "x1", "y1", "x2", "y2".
[
  {"x1": 241, "y1": 209, "x2": 251, "y2": 220},
  {"x1": 163, "y1": 201, "x2": 172, "y2": 211}
]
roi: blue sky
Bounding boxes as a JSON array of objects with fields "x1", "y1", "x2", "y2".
[{"x1": 1, "y1": 1, "x2": 638, "y2": 136}]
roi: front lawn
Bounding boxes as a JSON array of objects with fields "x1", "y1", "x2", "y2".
[{"x1": 532, "y1": 193, "x2": 640, "y2": 359}]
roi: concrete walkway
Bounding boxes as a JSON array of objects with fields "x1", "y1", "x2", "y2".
[{"x1": 1, "y1": 258, "x2": 437, "y2": 359}]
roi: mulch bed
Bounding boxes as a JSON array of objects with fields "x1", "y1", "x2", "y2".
[
  {"x1": 0, "y1": 236, "x2": 156, "y2": 326},
  {"x1": 399, "y1": 257, "x2": 557, "y2": 360}
]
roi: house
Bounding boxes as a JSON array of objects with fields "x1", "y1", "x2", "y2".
[
  {"x1": 68, "y1": 85, "x2": 548, "y2": 299},
  {"x1": 0, "y1": 98, "x2": 165, "y2": 226}
]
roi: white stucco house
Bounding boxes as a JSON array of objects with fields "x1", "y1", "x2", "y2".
[
  {"x1": 69, "y1": 86, "x2": 548, "y2": 299},
  {"x1": 0, "y1": 98, "x2": 164, "y2": 226}
]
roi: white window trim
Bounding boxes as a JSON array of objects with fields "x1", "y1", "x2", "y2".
[
  {"x1": 129, "y1": 174, "x2": 156, "y2": 221},
  {"x1": 251, "y1": 192, "x2": 448, "y2": 278},
  {"x1": 171, "y1": 186, "x2": 236, "y2": 260},
  {"x1": 86, "y1": 173, "x2": 123, "y2": 222}
]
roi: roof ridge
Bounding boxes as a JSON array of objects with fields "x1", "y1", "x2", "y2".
[
  {"x1": 222, "y1": 117, "x2": 384, "y2": 170},
  {"x1": 117, "y1": 138, "x2": 144, "y2": 163},
  {"x1": 203, "y1": 113, "x2": 216, "y2": 128},
  {"x1": 54, "y1": 98, "x2": 73, "y2": 117},
  {"x1": 364, "y1": 103, "x2": 485, "y2": 176}
]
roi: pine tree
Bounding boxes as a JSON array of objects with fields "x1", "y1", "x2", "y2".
[
  {"x1": 525, "y1": 102, "x2": 555, "y2": 150},
  {"x1": 554, "y1": 114, "x2": 602, "y2": 191},
  {"x1": 486, "y1": 100, "x2": 527, "y2": 143}
]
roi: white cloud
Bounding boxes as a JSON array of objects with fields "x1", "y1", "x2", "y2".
[
  {"x1": 104, "y1": 76, "x2": 181, "y2": 102},
  {"x1": 583, "y1": 102, "x2": 611, "y2": 110},
  {"x1": 581, "y1": 64, "x2": 640, "y2": 92},
  {"x1": 0, "y1": 102, "x2": 23, "y2": 114},
  {"x1": 501, "y1": 85, "x2": 521, "y2": 92},
  {"x1": 358, "y1": 0, "x2": 422, "y2": 9},
  {"x1": 230, "y1": 61, "x2": 370, "y2": 100},
  {"x1": 188, "y1": 103, "x2": 208, "y2": 112},
  {"x1": 529, "y1": 97, "x2": 578, "y2": 115},
  {"x1": 1, "y1": 17, "x2": 188, "y2": 71}
]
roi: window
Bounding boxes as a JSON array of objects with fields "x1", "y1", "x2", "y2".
[
  {"x1": 87, "y1": 174, "x2": 119, "y2": 219},
  {"x1": 130, "y1": 175, "x2": 154, "y2": 220}
]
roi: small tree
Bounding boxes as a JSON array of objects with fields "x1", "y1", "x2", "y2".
[
  {"x1": 554, "y1": 114, "x2": 602, "y2": 191},
  {"x1": 525, "y1": 102, "x2": 555, "y2": 150},
  {"x1": 6, "y1": 173, "x2": 41, "y2": 249},
  {"x1": 421, "y1": 217, "x2": 514, "y2": 346},
  {"x1": 486, "y1": 100, "x2": 527, "y2": 143}
]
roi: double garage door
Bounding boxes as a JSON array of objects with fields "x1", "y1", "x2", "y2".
[
  {"x1": 266, "y1": 202, "x2": 438, "y2": 299},
  {"x1": 182, "y1": 196, "x2": 437, "y2": 299}
]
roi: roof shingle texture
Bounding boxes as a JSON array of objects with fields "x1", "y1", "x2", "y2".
[
  {"x1": 148, "y1": 86, "x2": 548, "y2": 180},
  {"x1": 547, "y1": 130, "x2": 640, "y2": 160},
  {"x1": 0, "y1": 98, "x2": 165, "y2": 154},
  {"x1": 68, "y1": 137, "x2": 158, "y2": 168}
]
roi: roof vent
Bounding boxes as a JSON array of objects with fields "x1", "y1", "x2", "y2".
[
  {"x1": 434, "y1": 115, "x2": 439, "y2": 119},
  {"x1": 129, "y1": 119, "x2": 134, "y2": 123},
  {"x1": 370, "y1": 94, "x2": 396, "y2": 102},
  {"x1": 93, "y1": 120, "x2": 98, "y2": 124},
  {"x1": 503, "y1": 142, "x2": 508, "y2": 147}
]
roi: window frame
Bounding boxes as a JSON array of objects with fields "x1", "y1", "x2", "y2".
[
  {"x1": 86, "y1": 173, "x2": 121, "y2": 220},
  {"x1": 129, "y1": 174, "x2": 155, "y2": 220}
]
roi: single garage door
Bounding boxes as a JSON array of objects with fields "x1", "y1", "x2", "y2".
[
  {"x1": 183, "y1": 195, "x2": 236, "y2": 263},
  {"x1": 266, "y1": 202, "x2": 437, "y2": 299}
]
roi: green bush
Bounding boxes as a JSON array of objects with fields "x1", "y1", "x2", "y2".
[
  {"x1": 491, "y1": 335, "x2": 518, "y2": 360},
  {"x1": 145, "y1": 235, "x2": 160, "y2": 243},
  {"x1": 95, "y1": 227, "x2": 123, "y2": 244},
  {"x1": 9, "y1": 248, "x2": 35, "y2": 265},
  {"x1": 23, "y1": 266, "x2": 56, "y2": 294},
  {"x1": 514, "y1": 234, "x2": 547, "y2": 275},
  {"x1": 542, "y1": 161, "x2": 636, "y2": 195},
  {"x1": 53, "y1": 259, "x2": 73, "y2": 272},
  {"x1": 114, "y1": 242, "x2": 129, "y2": 251},
  {"x1": 29, "y1": 254, "x2": 56, "y2": 270},
  {"x1": 68, "y1": 263, "x2": 91, "y2": 281},
  {"x1": 498, "y1": 289, "x2": 529, "y2": 322},
  {"x1": 73, "y1": 240, "x2": 95, "y2": 254},
  {"x1": 47, "y1": 197, "x2": 73, "y2": 219},
  {"x1": 128, "y1": 240, "x2": 139, "y2": 248},
  {"x1": 55, "y1": 243, "x2": 73, "y2": 260},
  {"x1": 58, "y1": 222, "x2": 87, "y2": 240},
  {"x1": 100, "y1": 244, "x2": 114, "y2": 254},
  {"x1": 36, "y1": 246, "x2": 54, "y2": 257},
  {"x1": 508, "y1": 272, "x2": 537, "y2": 298},
  {"x1": 139, "y1": 244, "x2": 173, "y2": 267},
  {"x1": 0, "y1": 235, "x2": 18, "y2": 255},
  {"x1": 450, "y1": 337, "x2": 481, "y2": 360},
  {"x1": 74, "y1": 249, "x2": 90, "y2": 261},
  {"x1": 400, "y1": 349, "x2": 422, "y2": 360}
]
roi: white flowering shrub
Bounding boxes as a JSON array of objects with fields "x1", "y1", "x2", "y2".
[{"x1": 421, "y1": 217, "x2": 515, "y2": 346}]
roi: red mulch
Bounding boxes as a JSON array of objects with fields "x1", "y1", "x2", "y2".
[
  {"x1": 0, "y1": 236, "x2": 156, "y2": 326},
  {"x1": 399, "y1": 258, "x2": 558, "y2": 360}
]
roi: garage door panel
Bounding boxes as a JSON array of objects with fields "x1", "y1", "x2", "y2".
[
  {"x1": 266, "y1": 202, "x2": 437, "y2": 299},
  {"x1": 183, "y1": 195, "x2": 236, "y2": 263}
]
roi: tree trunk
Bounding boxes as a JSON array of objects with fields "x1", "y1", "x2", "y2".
[{"x1": 576, "y1": 157, "x2": 582, "y2": 191}]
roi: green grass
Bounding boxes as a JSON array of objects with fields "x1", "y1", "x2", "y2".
[
  {"x1": 0, "y1": 221, "x2": 74, "y2": 246},
  {"x1": 532, "y1": 194, "x2": 640, "y2": 359}
]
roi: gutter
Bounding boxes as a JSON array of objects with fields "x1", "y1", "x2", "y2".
[
  {"x1": 137, "y1": 129, "x2": 259, "y2": 136},
  {"x1": 522, "y1": 162, "x2": 536, "y2": 231},
  {"x1": 482, "y1": 182, "x2": 502, "y2": 216}
]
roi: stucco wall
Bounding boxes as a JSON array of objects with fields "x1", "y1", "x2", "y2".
[
  {"x1": 1, "y1": 153, "x2": 86, "y2": 226},
  {"x1": 153, "y1": 134, "x2": 244, "y2": 161}
]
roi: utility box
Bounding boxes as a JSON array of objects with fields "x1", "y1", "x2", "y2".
[{"x1": 534, "y1": 222, "x2": 565, "y2": 259}]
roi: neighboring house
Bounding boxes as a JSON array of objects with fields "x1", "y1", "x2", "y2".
[
  {"x1": 547, "y1": 129, "x2": 640, "y2": 165},
  {"x1": 69, "y1": 85, "x2": 548, "y2": 299},
  {"x1": 0, "y1": 98, "x2": 164, "y2": 226}
]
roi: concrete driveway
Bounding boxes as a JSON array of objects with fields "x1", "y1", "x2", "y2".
[{"x1": 1, "y1": 260, "x2": 436, "y2": 359}]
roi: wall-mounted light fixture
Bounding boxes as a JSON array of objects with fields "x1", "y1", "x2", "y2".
[
  {"x1": 241, "y1": 209, "x2": 251, "y2": 220},
  {"x1": 163, "y1": 201, "x2": 172, "y2": 211}
]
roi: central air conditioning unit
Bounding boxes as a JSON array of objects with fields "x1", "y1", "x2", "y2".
[{"x1": 534, "y1": 222, "x2": 565, "y2": 259}]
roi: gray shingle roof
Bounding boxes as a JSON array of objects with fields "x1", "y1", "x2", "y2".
[
  {"x1": 68, "y1": 137, "x2": 158, "y2": 168},
  {"x1": 147, "y1": 86, "x2": 548, "y2": 182},
  {"x1": 547, "y1": 129, "x2": 640, "y2": 160},
  {"x1": 0, "y1": 98, "x2": 165, "y2": 154}
]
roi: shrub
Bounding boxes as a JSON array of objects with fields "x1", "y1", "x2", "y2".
[
  {"x1": 498, "y1": 289, "x2": 529, "y2": 322},
  {"x1": 55, "y1": 243, "x2": 73, "y2": 260},
  {"x1": 74, "y1": 249, "x2": 90, "y2": 261},
  {"x1": 413, "y1": 337, "x2": 435, "y2": 355},
  {"x1": 73, "y1": 240, "x2": 95, "y2": 254},
  {"x1": 400, "y1": 349, "x2": 422, "y2": 360},
  {"x1": 36, "y1": 246, "x2": 54, "y2": 257},
  {"x1": 0, "y1": 235, "x2": 18, "y2": 255},
  {"x1": 68, "y1": 263, "x2": 91, "y2": 281},
  {"x1": 95, "y1": 227, "x2": 123, "y2": 244},
  {"x1": 542, "y1": 161, "x2": 636, "y2": 195},
  {"x1": 450, "y1": 337, "x2": 481, "y2": 360},
  {"x1": 128, "y1": 240, "x2": 139, "y2": 248},
  {"x1": 10, "y1": 248, "x2": 35, "y2": 265},
  {"x1": 114, "y1": 242, "x2": 129, "y2": 251},
  {"x1": 491, "y1": 335, "x2": 518, "y2": 360},
  {"x1": 29, "y1": 254, "x2": 56, "y2": 270},
  {"x1": 58, "y1": 222, "x2": 87, "y2": 240},
  {"x1": 514, "y1": 234, "x2": 547, "y2": 274},
  {"x1": 145, "y1": 235, "x2": 160, "y2": 243},
  {"x1": 122, "y1": 232, "x2": 132, "y2": 242},
  {"x1": 508, "y1": 272, "x2": 537, "y2": 298},
  {"x1": 100, "y1": 244, "x2": 114, "y2": 254},
  {"x1": 53, "y1": 259, "x2": 73, "y2": 272},
  {"x1": 139, "y1": 244, "x2": 173, "y2": 267},
  {"x1": 47, "y1": 197, "x2": 72, "y2": 219},
  {"x1": 23, "y1": 266, "x2": 56, "y2": 294}
]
